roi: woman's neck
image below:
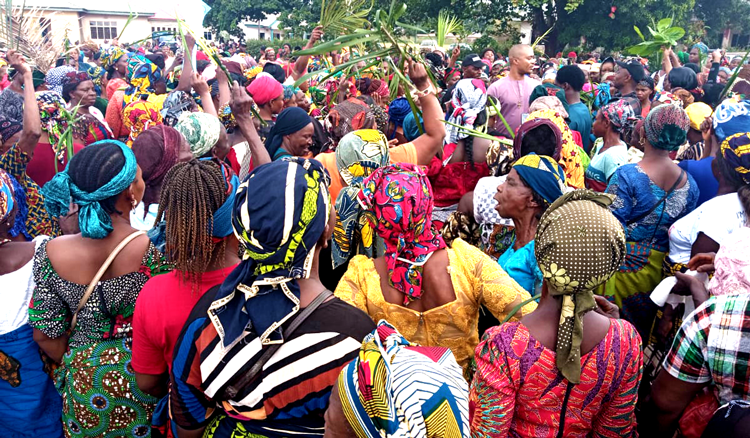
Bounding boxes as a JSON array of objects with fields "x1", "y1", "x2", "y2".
[
  {"x1": 601, "y1": 131, "x2": 623, "y2": 150},
  {"x1": 207, "y1": 237, "x2": 241, "y2": 271},
  {"x1": 513, "y1": 212, "x2": 539, "y2": 249},
  {"x1": 259, "y1": 106, "x2": 274, "y2": 120}
]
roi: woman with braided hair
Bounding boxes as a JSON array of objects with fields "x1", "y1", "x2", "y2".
[{"x1": 132, "y1": 159, "x2": 240, "y2": 399}]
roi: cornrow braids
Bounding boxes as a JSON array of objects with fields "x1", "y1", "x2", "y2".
[{"x1": 155, "y1": 159, "x2": 227, "y2": 288}]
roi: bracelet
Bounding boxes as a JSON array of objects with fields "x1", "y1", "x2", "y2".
[{"x1": 415, "y1": 86, "x2": 434, "y2": 98}]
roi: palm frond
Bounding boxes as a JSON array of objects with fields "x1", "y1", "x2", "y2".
[
  {"x1": 0, "y1": 3, "x2": 66, "y2": 73},
  {"x1": 436, "y1": 10, "x2": 461, "y2": 48},
  {"x1": 117, "y1": 7, "x2": 138, "y2": 40},
  {"x1": 531, "y1": 26, "x2": 554, "y2": 50},
  {"x1": 320, "y1": 0, "x2": 372, "y2": 36}
]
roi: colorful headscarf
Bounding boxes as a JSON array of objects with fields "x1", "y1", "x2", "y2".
[
  {"x1": 36, "y1": 91, "x2": 70, "y2": 152},
  {"x1": 600, "y1": 99, "x2": 637, "y2": 133},
  {"x1": 713, "y1": 99, "x2": 750, "y2": 142},
  {"x1": 45, "y1": 66, "x2": 75, "y2": 95},
  {"x1": 101, "y1": 47, "x2": 127, "y2": 71},
  {"x1": 446, "y1": 78, "x2": 487, "y2": 144},
  {"x1": 61, "y1": 71, "x2": 92, "y2": 101},
  {"x1": 337, "y1": 320, "x2": 470, "y2": 438},
  {"x1": 0, "y1": 168, "x2": 14, "y2": 225},
  {"x1": 123, "y1": 60, "x2": 162, "y2": 107},
  {"x1": 535, "y1": 190, "x2": 626, "y2": 383},
  {"x1": 402, "y1": 111, "x2": 424, "y2": 142},
  {"x1": 0, "y1": 118, "x2": 22, "y2": 144},
  {"x1": 208, "y1": 157, "x2": 331, "y2": 346},
  {"x1": 87, "y1": 65, "x2": 105, "y2": 97},
  {"x1": 528, "y1": 96, "x2": 569, "y2": 119},
  {"x1": 388, "y1": 97, "x2": 411, "y2": 131},
  {"x1": 246, "y1": 72, "x2": 283, "y2": 106},
  {"x1": 593, "y1": 82, "x2": 612, "y2": 110},
  {"x1": 123, "y1": 100, "x2": 163, "y2": 147},
  {"x1": 672, "y1": 88, "x2": 695, "y2": 107},
  {"x1": 526, "y1": 109, "x2": 586, "y2": 188},
  {"x1": 332, "y1": 129, "x2": 390, "y2": 269},
  {"x1": 529, "y1": 83, "x2": 569, "y2": 114},
  {"x1": 161, "y1": 91, "x2": 196, "y2": 127},
  {"x1": 685, "y1": 102, "x2": 713, "y2": 131},
  {"x1": 709, "y1": 227, "x2": 750, "y2": 296},
  {"x1": 131, "y1": 125, "x2": 183, "y2": 207},
  {"x1": 244, "y1": 65, "x2": 262, "y2": 82},
  {"x1": 512, "y1": 153, "x2": 567, "y2": 205},
  {"x1": 42, "y1": 140, "x2": 138, "y2": 239},
  {"x1": 720, "y1": 132, "x2": 750, "y2": 185},
  {"x1": 644, "y1": 103, "x2": 690, "y2": 152},
  {"x1": 692, "y1": 42, "x2": 709, "y2": 56},
  {"x1": 6, "y1": 172, "x2": 30, "y2": 239},
  {"x1": 174, "y1": 112, "x2": 222, "y2": 158},
  {"x1": 327, "y1": 98, "x2": 374, "y2": 143},
  {"x1": 358, "y1": 164, "x2": 446, "y2": 303}
]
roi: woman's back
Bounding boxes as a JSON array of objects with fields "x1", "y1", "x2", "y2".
[
  {"x1": 335, "y1": 238, "x2": 536, "y2": 373},
  {"x1": 470, "y1": 319, "x2": 642, "y2": 438}
]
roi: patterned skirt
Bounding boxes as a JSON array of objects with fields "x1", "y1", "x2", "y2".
[{"x1": 56, "y1": 338, "x2": 158, "y2": 438}]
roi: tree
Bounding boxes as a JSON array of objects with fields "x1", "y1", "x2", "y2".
[
  {"x1": 202, "y1": 0, "x2": 288, "y2": 39},
  {"x1": 693, "y1": 0, "x2": 750, "y2": 47}
]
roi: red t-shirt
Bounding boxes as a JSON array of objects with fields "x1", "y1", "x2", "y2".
[
  {"x1": 131, "y1": 265, "x2": 239, "y2": 375},
  {"x1": 27, "y1": 142, "x2": 85, "y2": 187}
]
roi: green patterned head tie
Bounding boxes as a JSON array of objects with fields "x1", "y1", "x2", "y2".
[{"x1": 534, "y1": 189, "x2": 626, "y2": 383}]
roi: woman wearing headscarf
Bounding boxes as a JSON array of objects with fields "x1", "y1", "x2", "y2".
[
  {"x1": 676, "y1": 101, "x2": 713, "y2": 162},
  {"x1": 335, "y1": 164, "x2": 536, "y2": 376},
  {"x1": 525, "y1": 109, "x2": 586, "y2": 189},
  {"x1": 324, "y1": 321, "x2": 470, "y2": 438},
  {"x1": 586, "y1": 100, "x2": 636, "y2": 192},
  {"x1": 262, "y1": 106, "x2": 314, "y2": 160},
  {"x1": 471, "y1": 190, "x2": 642, "y2": 438},
  {"x1": 132, "y1": 160, "x2": 241, "y2": 421},
  {"x1": 123, "y1": 60, "x2": 166, "y2": 108},
  {"x1": 494, "y1": 154, "x2": 567, "y2": 294},
  {"x1": 604, "y1": 103, "x2": 700, "y2": 339},
  {"x1": 61, "y1": 71, "x2": 114, "y2": 146},
  {"x1": 646, "y1": 227, "x2": 750, "y2": 436},
  {"x1": 160, "y1": 90, "x2": 198, "y2": 127},
  {"x1": 44, "y1": 65, "x2": 75, "y2": 96},
  {"x1": 130, "y1": 125, "x2": 193, "y2": 230},
  {"x1": 101, "y1": 47, "x2": 129, "y2": 99},
  {"x1": 387, "y1": 96, "x2": 411, "y2": 142},
  {"x1": 636, "y1": 76, "x2": 655, "y2": 117},
  {"x1": 30, "y1": 140, "x2": 170, "y2": 437},
  {"x1": 169, "y1": 157, "x2": 376, "y2": 438},
  {"x1": 122, "y1": 100, "x2": 163, "y2": 147},
  {"x1": 246, "y1": 72, "x2": 284, "y2": 140},
  {"x1": 689, "y1": 42, "x2": 709, "y2": 65},
  {"x1": 174, "y1": 112, "x2": 229, "y2": 160},
  {"x1": 326, "y1": 97, "x2": 376, "y2": 145},
  {"x1": 0, "y1": 168, "x2": 63, "y2": 438}
]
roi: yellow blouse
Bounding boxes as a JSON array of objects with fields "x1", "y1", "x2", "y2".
[{"x1": 334, "y1": 238, "x2": 537, "y2": 374}]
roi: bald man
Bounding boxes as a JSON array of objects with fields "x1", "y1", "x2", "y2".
[{"x1": 487, "y1": 44, "x2": 540, "y2": 137}]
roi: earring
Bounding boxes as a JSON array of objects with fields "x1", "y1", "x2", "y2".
[{"x1": 131, "y1": 199, "x2": 137, "y2": 210}]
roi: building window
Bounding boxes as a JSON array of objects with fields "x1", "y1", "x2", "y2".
[
  {"x1": 260, "y1": 32, "x2": 265, "y2": 40},
  {"x1": 204, "y1": 31, "x2": 212, "y2": 41},
  {"x1": 90, "y1": 21, "x2": 118, "y2": 40}
]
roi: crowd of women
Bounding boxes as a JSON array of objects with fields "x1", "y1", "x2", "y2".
[{"x1": 0, "y1": 27, "x2": 749, "y2": 438}]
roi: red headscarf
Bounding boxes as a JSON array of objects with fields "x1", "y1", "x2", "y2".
[{"x1": 246, "y1": 72, "x2": 283, "y2": 106}]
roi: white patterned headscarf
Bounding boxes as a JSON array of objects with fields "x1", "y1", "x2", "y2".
[{"x1": 446, "y1": 78, "x2": 487, "y2": 144}]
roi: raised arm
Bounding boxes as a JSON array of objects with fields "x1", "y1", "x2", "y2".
[
  {"x1": 409, "y1": 61, "x2": 447, "y2": 166},
  {"x1": 293, "y1": 27, "x2": 324, "y2": 93},
  {"x1": 7, "y1": 50, "x2": 41, "y2": 156},
  {"x1": 217, "y1": 63, "x2": 231, "y2": 108},
  {"x1": 191, "y1": 73, "x2": 217, "y2": 117},
  {"x1": 175, "y1": 34, "x2": 196, "y2": 92},
  {"x1": 229, "y1": 81, "x2": 271, "y2": 166}
]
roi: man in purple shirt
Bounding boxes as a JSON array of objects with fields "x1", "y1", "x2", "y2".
[{"x1": 487, "y1": 44, "x2": 540, "y2": 137}]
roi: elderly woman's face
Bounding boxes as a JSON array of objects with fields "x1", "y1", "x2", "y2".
[
  {"x1": 494, "y1": 169, "x2": 535, "y2": 219},
  {"x1": 72, "y1": 80, "x2": 97, "y2": 107},
  {"x1": 284, "y1": 122, "x2": 314, "y2": 157},
  {"x1": 269, "y1": 90, "x2": 285, "y2": 115}
]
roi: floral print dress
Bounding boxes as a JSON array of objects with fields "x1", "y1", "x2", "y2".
[{"x1": 29, "y1": 239, "x2": 170, "y2": 438}]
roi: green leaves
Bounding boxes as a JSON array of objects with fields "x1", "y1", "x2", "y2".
[
  {"x1": 320, "y1": 0, "x2": 372, "y2": 35},
  {"x1": 436, "y1": 10, "x2": 462, "y2": 48},
  {"x1": 627, "y1": 16, "x2": 685, "y2": 57}
]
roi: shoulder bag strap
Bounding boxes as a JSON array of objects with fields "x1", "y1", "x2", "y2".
[
  {"x1": 222, "y1": 289, "x2": 334, "y2": 400},
  {"x1": 626, "y1": 169, "x2": 685, "y2": 226},
  {"x1": 70, "y1": 230, "x2": 148, "y2": 331}
]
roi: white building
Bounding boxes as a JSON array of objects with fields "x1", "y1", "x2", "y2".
[{"x1": 240, "y1": 14, "x2": 283, "y2": 41}]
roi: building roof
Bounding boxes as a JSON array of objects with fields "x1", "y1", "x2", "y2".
[{"x1": 13, "y1": 0, "x2": 158, "y2": 15}]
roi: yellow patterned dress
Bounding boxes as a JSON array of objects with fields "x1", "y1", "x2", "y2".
[{"x1": 334, "y1": 238, "x2": 537, "y2": 378}]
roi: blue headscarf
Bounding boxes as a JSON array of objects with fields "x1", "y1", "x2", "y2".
[
  {"x1": 265, "y1": 107, "x2": 312, "y2": 160},
  {"x1": 403, "y1": 112, "x2": 424, "y2": 142},
  {"x1": 713, "y1": 99, "x2": 750, "y2": 142},
  {"x1": 7, "y1": 173, "x2": 30, "y2": 240},
  {"x1": 0, "y1": 169, "x2": 14, "y2": 226},
  {"x1": 512, "y1": 153, "x2": 567, "y2": 205},
  {"x1": 42, "y1": 140, "x2": 137, "y2": 239},
  {"x1": 209, "y1": 159, "x2": 239, "y2": 238},
  {"x1": 388, "y1": 97, "x2": 411, "y2": 138},
  {"x1": 692, "y1": 42, "x2": 709, "y2": 56},
  {"x1": 208, "y1": 157, "x2": 331, "y2": 347}
]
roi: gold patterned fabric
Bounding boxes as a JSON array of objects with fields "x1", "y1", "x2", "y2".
[{"x1": 334, "y1": 238, "x2": 537, "y2": 376}]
